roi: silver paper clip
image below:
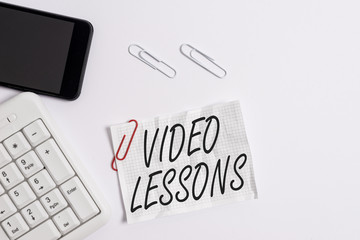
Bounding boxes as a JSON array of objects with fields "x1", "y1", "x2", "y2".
[
  {"x1": 180, "y1": 44, "x2": 227, "y2": 78},
  {"x1": 128, "y1": 44, "x2": 176, "y2": 78}
]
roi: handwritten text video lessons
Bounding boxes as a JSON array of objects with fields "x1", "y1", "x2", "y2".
[{"x1": 131, "y1": 115, "x2": 248, "y2": 212}]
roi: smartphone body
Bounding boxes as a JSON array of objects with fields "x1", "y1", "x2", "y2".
[{"x1": 0, "y1": 2, "x2": 93, "y2": 100}]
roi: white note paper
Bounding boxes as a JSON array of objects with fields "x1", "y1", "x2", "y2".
[{"x1": 110, "y1": 101, "x2": 257, "y2": 223}]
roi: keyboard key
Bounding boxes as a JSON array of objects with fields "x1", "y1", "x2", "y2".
[
  {"x1": 40, "y1": 189, "x2": 67, "y2": 215},
  {"x1": 60, "y1": 177, "x2": 99, "y2": 222},
  {"x1": 0, "y1": 194, "x2": 17, "y2": 221},
  {"x1": 36, "y1": 139, "x2": 74, "y2": 184},
  {"x1": 0, "y1": 226, "x2": 9, "y2": 240},
  {"x1": 23, "y1": 120, "x2": 51, "y2": 147},
  {"x1": 16, "y1": 151, "x2": 44, "y2": 178},
  {"x1": 3, "y1": 132, "x2": 31, "y2": 159},
  {"x1": 17, "y1": 220, "x2": 61, "y2": 240},
  {"x1": 53, "y1": 207, "x2": 80, "y2": 234},
  {"x1": 0, "y1": 183, "x2": 4, "y2": 195},
  {"x1": 28, "y1": 170, "x2": 56, "y2": 197},
  {"x1": 0, "y1": 163, "x2": 24, "y2": 190},
  {"x1": 1, "y1": 213, "x2": 29, "y2": 239},
  {"x1": 8, "y1": 182, "x2": 36, "y2": 209},
  {"x1": 0, "y1": 144, "x2": 12, "y2": 168},
  {"x1": 21, "y1": 201, "x2": 48, "y2": 228}
]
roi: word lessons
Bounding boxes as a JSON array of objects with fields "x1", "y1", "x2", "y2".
[{"x1": 110, "y1": 101, "x2": 257, "y2": 223}]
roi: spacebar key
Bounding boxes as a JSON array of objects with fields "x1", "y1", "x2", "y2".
[{"x1": 18, "y1": 220, "x2": 61, "y2": 240}]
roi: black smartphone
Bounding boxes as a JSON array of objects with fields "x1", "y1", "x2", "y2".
[{"x1": 0, "y1": 2, "x2": 93, "y2": 100}]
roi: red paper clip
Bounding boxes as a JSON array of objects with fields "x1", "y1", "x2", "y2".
[{"x1": 111, "y1": 119, "x2": 138, "y2": 171}]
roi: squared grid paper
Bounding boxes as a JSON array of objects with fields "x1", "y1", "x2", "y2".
[{"x1": 110, "y1": 101, "x2": 258, "y2": 223}]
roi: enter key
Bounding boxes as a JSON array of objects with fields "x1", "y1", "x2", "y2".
[{"x1": 60, "y1": 177, "x2": 99, "y2": 222}]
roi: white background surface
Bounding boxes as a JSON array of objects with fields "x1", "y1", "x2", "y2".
[{"x1": 1, "y1": 0, "x2": 360, "y2": 239}]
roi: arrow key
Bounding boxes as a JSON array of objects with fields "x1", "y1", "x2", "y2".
[
  {"x1": 0, "y1": 194, "x2": 17, "y2": 221},
  {"x1": 21, "y1": 200, "x2": 48, "y2": 228},
  {"x1": 28, "y1": 170, "x2": 56, "y2": 197},
  {"x1": 0, "y1": 163, "x2": 24, "y2": 190}
]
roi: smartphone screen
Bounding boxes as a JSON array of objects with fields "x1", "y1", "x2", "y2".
[{"x1": 0, "y1": 3, "x2": 93, "y2": 100}]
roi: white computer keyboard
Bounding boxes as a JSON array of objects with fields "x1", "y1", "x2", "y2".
[{"x1": 0, "y1": 93, "x2": 110, "y2": 240}]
